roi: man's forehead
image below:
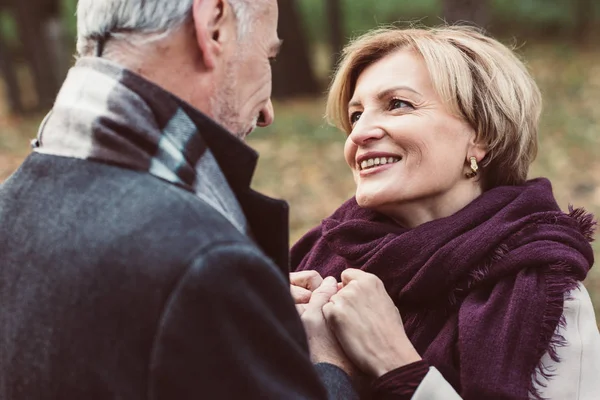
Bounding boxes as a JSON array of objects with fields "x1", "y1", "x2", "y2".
[
  {"x1": 253, "y1": 0, "x2": 279, "y2": 41},
  {"x1": 260, "y1": 0, "x2": 279, "y2": 19}
]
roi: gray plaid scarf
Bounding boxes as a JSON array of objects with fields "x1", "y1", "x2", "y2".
[{"x1": 33, "y1": 57, "x2": 248, "y2": 234}]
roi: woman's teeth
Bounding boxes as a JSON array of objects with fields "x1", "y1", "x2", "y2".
[{"x1": 360, "y1": 157, "x2": 401, "y2": 171}]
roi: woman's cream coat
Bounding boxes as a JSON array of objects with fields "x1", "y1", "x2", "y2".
[{"x1": 412, "y1": 283, "x2": 600, "y2": 400}]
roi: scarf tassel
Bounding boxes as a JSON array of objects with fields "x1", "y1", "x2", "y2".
[
  {"x1": 528, "y1": 261, "x2": 580, "y2": 400},
  {"x1": 569, "y1": 206, "x2": 597, "y2": 243}
]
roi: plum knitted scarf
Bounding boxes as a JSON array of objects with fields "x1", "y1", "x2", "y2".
[{"x1": 292, "y1": 178, "x2": 595, "y2": 399}]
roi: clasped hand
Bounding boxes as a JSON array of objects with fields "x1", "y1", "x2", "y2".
[{"x1": 291, "y1": 269, "x2": 421, "y2": 378}]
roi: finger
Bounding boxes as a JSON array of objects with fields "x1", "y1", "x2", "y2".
[
  {"x1": 290, "y1": 270, "x2": 324, "y2": 291},
  {"x1": 296, "y1": 303, "x2": 307, "y2": 316},
  {"x1": 322, "y1": 298, "x2": 344, "y2": 330},
  {"x1": 291, "y1": 285, "x2": 312, "y2": 304},
  {"x1": 307, "y1": 276, "x2": 338, "y2": 309},
  {"x1": 337, "y1": 282, "x2": 343, "y2": 290},
  {"x1": 322, "y1": 301, "x2": 334, "y2": 322},
  {"x1": 340, "y1": 268, "x2": 366, "y2": 286}
]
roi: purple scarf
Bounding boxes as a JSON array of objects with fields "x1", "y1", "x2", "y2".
[{"x1": 292, "y1": 178, "x2": 595, "y2": 399}]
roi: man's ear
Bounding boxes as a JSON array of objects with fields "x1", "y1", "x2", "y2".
[{"x1": 192, "y1": 0, "x2": 233, "y2": 70}]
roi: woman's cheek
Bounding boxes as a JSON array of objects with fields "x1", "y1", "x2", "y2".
[{"x1": 343, "y1": 137, "x2": 357, "y2": 167}]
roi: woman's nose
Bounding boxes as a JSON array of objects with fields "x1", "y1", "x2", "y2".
[{"x1": 348, "y1": 113, "x2": 386, "y2": 145}]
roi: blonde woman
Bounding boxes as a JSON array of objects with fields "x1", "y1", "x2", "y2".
[{"x1": 291, "y1": 26, "x2": 600, "y2": 399}]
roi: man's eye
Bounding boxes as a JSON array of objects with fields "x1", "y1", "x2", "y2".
[
  {"x1": 350, "y1": 111, "x2": 362, "y2": 125},
  {"x1": 390, "y1": 99, "x2": 413, "y2": 110}
]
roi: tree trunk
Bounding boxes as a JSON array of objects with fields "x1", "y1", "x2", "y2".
[
  {"x1": 272, "y1": 0, "x2": 320, "y2": 99},
  {"x1": 575, "y1": 0, "x2": 594, "y2": 43},
  {"x1": 326, "y1": 0, "x2": 344, "y2": 70},
  {"x1": 0, "y1": 32, "x2": 22, "y2": 113},
  {"x1": 12, "y1": 0, "x2": 63, "y2": 109},
  {"x1": 443, "y1": 0, "x2": 489, "y2": 29}
]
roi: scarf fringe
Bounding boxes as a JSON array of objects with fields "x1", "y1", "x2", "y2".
[
  {"x1": 468, "y1": 243, "x2": 510, "y2": 286},
  {"x1": 449, "y1": 207, "x2": 593, "y2": 399},
  {"x1": 528, "y1": 261, "x2": 580, "y2": 400},
  {"x1": 465, "y1": 244, "x2": 581, "y2": 400},
  {"x1": 447, "y1": 243, "x2": 510, "y2": 306},
  {"x1": 568, "y1": 206, "x2": 597, "y2": 243}
]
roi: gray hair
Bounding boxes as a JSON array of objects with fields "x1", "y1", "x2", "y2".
[{"x1": 76, "y1": 0, "x2": 264, "y2": 56}]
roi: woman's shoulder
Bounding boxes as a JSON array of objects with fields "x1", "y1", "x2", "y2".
[
  {"x1": 412, "y1": 283, "x2": 600, "y2": 400},
  {"x1": 535, "y1": 282, "x2": 600, "y2": 399}
]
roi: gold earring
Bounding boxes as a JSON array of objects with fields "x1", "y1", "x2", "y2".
[{"x1": 465, "y1": 156, "x2": 478, "y2": 178}]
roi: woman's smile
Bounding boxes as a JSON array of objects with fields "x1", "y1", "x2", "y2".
[
  {"x1": 356, "y1": 152, "x2": 402, "y2": 177},
  {"x1": 343, "y1": 49, "x2": 482, "y2": 224}
]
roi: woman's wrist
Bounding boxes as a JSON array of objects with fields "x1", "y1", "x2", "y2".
[
  {"x1": 372, "y1": 360, "x2": 430, "y2": 399},
  {"x1": 371, "y1": 345, "x2": 422, "y2": 378}
]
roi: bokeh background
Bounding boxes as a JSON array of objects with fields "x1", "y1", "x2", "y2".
[{"x1": 1, "y1": 0, "x2": 599, "y2": 320}]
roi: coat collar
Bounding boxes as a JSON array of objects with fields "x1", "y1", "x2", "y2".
[
  {"x1": 177, "y1": 101, "x2": 291, "y2": 272},
  {"x1": 35, "y1": 57, "x2": 290, "y2": 272}
]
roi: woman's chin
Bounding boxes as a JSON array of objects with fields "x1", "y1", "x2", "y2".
[{"x1": 355, "y1": 192, "x2": 385, "y2": 209}]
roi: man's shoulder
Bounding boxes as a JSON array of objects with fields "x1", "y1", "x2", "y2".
[
  {"x1": 2, "y1": 153, "x2": 253, "y2": 261},
  {"x1": 0, "y1": 153, "x2": 268, "y2": 322}
]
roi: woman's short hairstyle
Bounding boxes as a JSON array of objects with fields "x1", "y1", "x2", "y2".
[{"x1": 327, "y1": 26, "x2": 542, "y2": 189}]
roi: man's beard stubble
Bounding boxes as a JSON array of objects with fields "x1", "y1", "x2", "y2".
[{"x1": 210, "y1": 60, "x2": 252, "y2": 140}]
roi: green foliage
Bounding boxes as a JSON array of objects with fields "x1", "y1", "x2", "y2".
[
  {"x1": 2, "y1": 0, "x2": 597, "y2": 48},
  {"x1": 492, "y1": 0, "x2": 599, "y2": 26},
  {"x1": 0, "y1": 0, "x2": 77, "y2": 41},
  {"x1": 298, "y1": 0, "x2": 441, "y2": 42},
  {"x1": 61, "y1": 0, "x2": 79, "y2": 38},
  {"x1": 0, "y1": 11, "x2": 18, "y2": 45},
  {"x1": 297, "y1": 0, "x2": 599, "y2": 44}
]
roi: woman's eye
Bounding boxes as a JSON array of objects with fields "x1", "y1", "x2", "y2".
[
  {"x1": 350, "y1": 111, "x2": 362, "y2": 125},
  {"x1": 390, "y1": 99, "x2": 413, "y2": 110}
]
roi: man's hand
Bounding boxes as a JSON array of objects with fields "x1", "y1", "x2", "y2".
[
  {"x1": 323, "y1": 269, "x2": 421, "y2": 378},
  {"x1": 300, "y1": 276, "x2": 357, "y2": 376},
  {"x1": 290, "y1": 270, "x2": 323, "y2": 315}
]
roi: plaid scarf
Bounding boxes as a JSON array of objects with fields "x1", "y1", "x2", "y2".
[
  {"x1": 32, "y1": 57, "x2": 248, "y2": 234},
  {"x1": 292, "y1": 179, "x2": 596, "y2": 399}
]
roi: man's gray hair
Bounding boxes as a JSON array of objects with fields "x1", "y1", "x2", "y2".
[{"x1": 76, "y1": 0, "x2": 264, "y2": 56}]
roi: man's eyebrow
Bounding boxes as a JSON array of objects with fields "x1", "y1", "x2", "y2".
[
  {"x1": 270, "y1": 40, "x2": 283, "y2": 56},
  {"x1": 348, "y1": 85, "x2": 422, "y2": 109}
]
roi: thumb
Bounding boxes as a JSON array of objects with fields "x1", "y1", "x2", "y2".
[{"x1": 307, "y1": 276, "x2": 338, "y2": 308}]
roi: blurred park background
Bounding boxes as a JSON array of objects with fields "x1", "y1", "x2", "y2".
[{"x1": 0, "y1": 0, "x2": 599, "y2": 317}]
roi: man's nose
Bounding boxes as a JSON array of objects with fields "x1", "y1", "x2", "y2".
[{"x1": 257, "y1": 99, "x2": 275, "y2": 127}]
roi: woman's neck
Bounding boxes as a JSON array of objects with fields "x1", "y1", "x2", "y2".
[{"x1": 379, "y1": 181, "x2": 484, "y2": 228}]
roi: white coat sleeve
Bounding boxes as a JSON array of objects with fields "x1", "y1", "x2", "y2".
[
  {"x1": 412, "y1": 282, "x2": 600, "y2": 400},
  {"x1": 535, "y1": 282, "x2": 600, "y2": 400}
]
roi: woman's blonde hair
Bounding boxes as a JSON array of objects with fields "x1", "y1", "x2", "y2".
[{"x1": 327, "y1": 26, "x2": 541, "y2": 189}]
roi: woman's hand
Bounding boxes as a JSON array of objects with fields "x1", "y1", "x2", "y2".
[
  {"x1": 300, "y1": 276, "x2": 358, "y2": 377},
  {"x1": 323, "y1": 269, "x2": 422, "y2": 378},
  {"x1": 290, "y1": 270, "x2": 323, "y2": 315}
]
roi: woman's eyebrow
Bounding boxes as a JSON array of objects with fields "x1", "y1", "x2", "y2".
[
  {"x1": 376, "y1": 86, "x2": 422, "y2": 101},
  {"x1": 349, "y1": 85, "x2": 423, "y2": 108}
]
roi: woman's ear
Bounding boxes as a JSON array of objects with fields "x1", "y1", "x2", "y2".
[
  {"x1": 468, "y1": 132, "x2": 488, "y2": 163},
  {"x1": 192, "y1": 0, "x2": 233, "y2": 70}
]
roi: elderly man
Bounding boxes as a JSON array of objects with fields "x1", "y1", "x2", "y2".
[{"x1": 0, "y1": 0, "x2": 356, "y2": 398}]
